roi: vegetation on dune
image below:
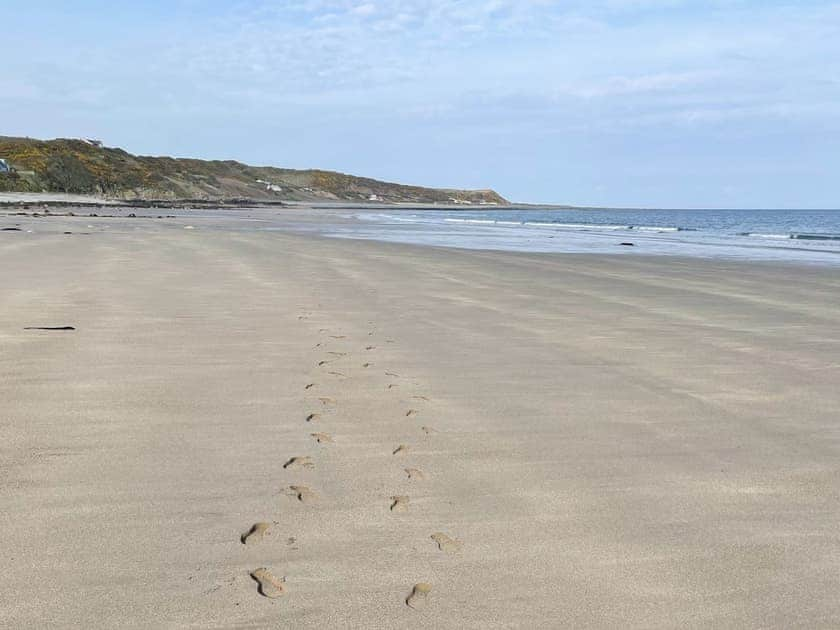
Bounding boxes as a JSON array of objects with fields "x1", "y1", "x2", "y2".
[{"x1": 0, "y1": 136, "x2": 508, "y2": 204}]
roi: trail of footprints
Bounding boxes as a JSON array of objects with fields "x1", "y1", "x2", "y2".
[{"x1": 237, "y1": 314, "x2": 462, "y2": 613}]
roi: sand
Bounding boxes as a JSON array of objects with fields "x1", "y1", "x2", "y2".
[
  {"x1": 0, "y1": 191, "x2": 125, "y2": 205},
  {"x1": 1, "y1": 212, "x2": 839, "y2": 628}
]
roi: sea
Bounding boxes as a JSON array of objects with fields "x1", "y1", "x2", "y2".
[{"x1": 322, "y1": 207, "x2": 840, "y2": 265}]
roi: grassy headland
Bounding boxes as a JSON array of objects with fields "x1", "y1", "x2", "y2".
[{"x1": 0, "y1": 136, "x2": 507, "y2": 205}]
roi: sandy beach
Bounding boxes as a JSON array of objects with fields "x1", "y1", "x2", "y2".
[{"x1": 2, "y1": 211, "x2": 840, "y2": 629}]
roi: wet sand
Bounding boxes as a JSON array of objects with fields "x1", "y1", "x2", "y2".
[{"x1": 1, "y1": 213, "x2": 839, "y2": 628}]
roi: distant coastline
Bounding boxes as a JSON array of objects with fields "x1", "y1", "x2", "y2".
[{"x1": 0, "y1": 136, "x2": 507, "y2": 206}]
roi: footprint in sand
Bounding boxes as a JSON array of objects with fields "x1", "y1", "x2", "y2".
[
  {"x1": 241, "y1": 522, "x2": 271, "y2": 545},
  {"x1": 431, "y1": 532, "x2": 462, "y2": 553},
  {"x1": 327, "y1": 371, "x2": 346, "y2": 378},
  {"x1": 362, "y1": 362, "x2": 372, "y2": 368},
  {"x1": 311, "y1": 432, "x2": 333, "y2": 444},
  {"x1": 287, "y1": 485, "x2": 316, "y2": 503},
  {"x1": 390, "y1": 495, "x2": 410, "y2": 513},
  {"x1": 387, "y1": 384, "x2": 398, "y2": 390},
  {"x1": 250, "y1": 568, "x2": 285, "y2": 598},
  {"x1": 406, "y1": 583, "x2": 432, "y2": 609},
  {"x1": 412, "y1": 396, "x2": 430, "y2": 402},
  {"x1": 365, "y1": 345, "x2": 376, "y2": 350},
  {"x1": 305, "y1": 412, "x2": 321, "y2": 423},
  {"x1": 420, "y1": 426, "x2": 436, "y2": 436},
  {"x1": 330, "y1": 335, "x2": 346, "y2": 339},
  {"x1": 317, "y1": 360, "x2": 330, "y2": 367},
  {"x1": 318, "y1": 397, "x2": 336, "y2": 407},
  {"x1": 284, "y1": 456, "x2": 314, "y2": 470},
  {"x1": 405, "y1": 409, "x2": 418, "y2": 417},
  {"x1": 386, "y1": 371, "x2": 400, "y2": 378},
  {"x1": 405, "y1": 468, "x2": 425, "y2": 481},
  {"x1": 304, "y1": 383, "x2": 315, "y2": 390},
  {"x1": 328, "y1": 351, "x2": 346, "y2": 357},
  {"x1": 392, "y1": 444, "x2": 409, "y2": 455}
]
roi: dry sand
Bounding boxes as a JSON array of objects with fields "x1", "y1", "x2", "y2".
[
  {"x1": 0, "y1": 192, "x2": 125, "y2": 205},
  {"x1": 1, "y1": 213, "x2": 839, "y2": 628}
]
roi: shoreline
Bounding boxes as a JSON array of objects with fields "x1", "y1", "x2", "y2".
[
  {"x1": 6, "y1": 204, "x2": 839, "y2": 268},
  {"x1": 0, "y1": 206, "x2": 835, "y2": 269}
]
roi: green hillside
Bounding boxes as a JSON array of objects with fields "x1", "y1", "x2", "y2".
[{"x1": 0, "y1": 136, "x2": 507, "y2": 205}]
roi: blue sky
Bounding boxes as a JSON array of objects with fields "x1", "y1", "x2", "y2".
[{"x1": 2, "y1": 1, "x2": 839, "y2": 207}]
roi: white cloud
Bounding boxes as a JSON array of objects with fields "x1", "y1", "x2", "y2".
[{"x1": 351, "y1": 3, "x2": 376, "y2": 16}]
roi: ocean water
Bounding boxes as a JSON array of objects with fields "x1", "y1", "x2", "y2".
[{"x1": 326, "y1": 207, "x2": 840, "y2": 265}]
